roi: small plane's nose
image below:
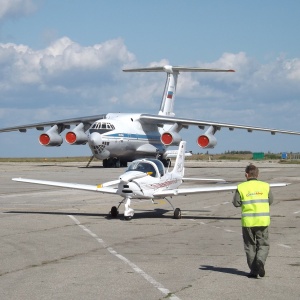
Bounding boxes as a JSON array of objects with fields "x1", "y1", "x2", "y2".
[{"x1": 88, "y1": 132, "x2": 102, "y2": 146}]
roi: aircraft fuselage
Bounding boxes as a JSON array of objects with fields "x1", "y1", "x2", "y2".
[{"x1": 88, "y1": 113, "x2": 166, "y2": 164}]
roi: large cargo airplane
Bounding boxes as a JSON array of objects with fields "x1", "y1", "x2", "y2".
[{"x1": 1, "y1": 65, "x2": 300, "y2": 167}]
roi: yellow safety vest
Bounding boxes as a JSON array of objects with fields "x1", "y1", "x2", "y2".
[{"x1": 237, "y1": 180, "x2": 270, "y2": 227}]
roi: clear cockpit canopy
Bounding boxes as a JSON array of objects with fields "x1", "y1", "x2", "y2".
[{"x1": 126, "y1": 159, "x2": 165, "y2": 177}]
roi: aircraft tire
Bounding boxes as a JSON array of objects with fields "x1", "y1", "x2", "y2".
[
  {"x1": 121, "y1": 160, "x2": 128, "y2": 167},
  {"x1": 167, "y1": 159, "x2": 171, "y2": 167},
  {"x1": 174, "y1": 208, "x2": 181, "y2": 219},
  {"x1": 114, "y1": 158, "x2": 121, "y2": 168},
  {"x1": 110, "y1": 206, "x2": 119, "y2": 218},
  {"x1": 161, "y1": 159, "x2": 168, "y2": 167},
  {"x1": 124, "y1": 216, "x2": 132, "y2": 221},
  {"x1": 103, "y1": 159, "x2": 108, "y2": 168}
]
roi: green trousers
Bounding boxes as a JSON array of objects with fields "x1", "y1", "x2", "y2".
[{"x1": 242, "y1": 226, "x2": 270, "y2": 271}]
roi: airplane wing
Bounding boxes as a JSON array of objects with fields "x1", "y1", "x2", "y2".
[
  {"x1": 12, "y1": 178, "x2": 118, "y2": 195},
  {"x1": 183, "y1": 177, "x2": 225, "y2": 182},
  {"x1": 153, "y1": 182, "x2": 289, "y2": 197},
  {"x1": 0, "y1": 114, "x2": 106, "y2": 132},
  {"x1": 140, "y1": 114, "x2": 300, "y2": 135}
]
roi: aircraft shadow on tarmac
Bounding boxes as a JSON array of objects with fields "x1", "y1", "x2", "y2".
[
  {"x1": 199, "y1": 265, "x2": 249, "y2": 277},
  {"x1": 5, "y1": 209, "x2": 240, "y2": 221}
]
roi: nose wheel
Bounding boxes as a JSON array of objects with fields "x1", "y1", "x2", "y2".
[{"x1": 110, "y1": 197, "x2": 134, "y2": 220}]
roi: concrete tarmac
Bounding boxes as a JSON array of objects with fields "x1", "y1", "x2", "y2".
[{"x1": 0, "y1": 160, "x2": 299, "y2": 300}]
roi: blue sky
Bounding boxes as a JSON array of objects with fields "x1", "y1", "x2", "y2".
[{"x1": 0, "y1": 0, "x2": 300, "y2": 157}]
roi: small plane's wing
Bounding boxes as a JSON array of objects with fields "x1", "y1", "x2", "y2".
[
  {"x1": 153, "y1": 182, "x2": 289, "y2": 197},
  {"x1": 140, "y1": 114, "x2": 300, "y2": 135},
  {"x1": 12, "y1": 178, "x2": 118, "y2": 194},
  {"x1": 0, "y1": 114, "x2": 106, "y2": 132},
  {"x1": 183, "y1": 177, "x2": 226, "y2": 182}
]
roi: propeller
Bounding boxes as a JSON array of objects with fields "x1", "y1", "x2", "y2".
[
  {"x1": 119, "y1": 171, "x2": 148, "y2": 184},
  {"x1": 97, "y1": 171, "x2": 149, "y2": 188}
]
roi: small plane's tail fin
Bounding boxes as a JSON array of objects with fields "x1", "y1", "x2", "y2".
[
  {"x1": 171, "y1": 141, "x2": 186, "y2": 177},
  {"x1": 123, "y1": 65, "x2": 235, "y2": 118}
]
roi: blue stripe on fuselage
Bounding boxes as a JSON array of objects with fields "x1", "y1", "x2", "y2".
[{"x1": 104, "y1": 133, "x2": 161, "y2": 141}]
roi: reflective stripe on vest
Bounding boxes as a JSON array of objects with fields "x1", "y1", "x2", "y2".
[{"x1": 237, "y1": 180, "x2": 270, "y2": 227}]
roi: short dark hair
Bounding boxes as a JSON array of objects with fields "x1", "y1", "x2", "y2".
[{"x1": 245, "y1": 164, "x2": 259, "y2": 178}]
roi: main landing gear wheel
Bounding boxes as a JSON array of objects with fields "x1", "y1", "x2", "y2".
[
  {"x1": 174, "y1": 208, "x2": 181, "y2": 219},
  {"x1": 124, "y1": 216, "x2": 132, "y2": 221},
  {"x1": 110, "y1": 206, "x2": 119, "y2": 218}
]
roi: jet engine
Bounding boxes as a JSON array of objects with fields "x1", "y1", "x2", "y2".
[
  {"x1": 65, "y1": 123, "x2": 88, "y2": 145},
  {"x1": 39, "y1": 125, "x2": 63, "y2": 147},
  {"x1": 161, "y1": 123, "x2": 183, "y2": 146},
  {"x1": 197, "y1": 125, "x2": 218, "y2": 149},
  {"x1": 161, "y1": 131, "x2": 182, "y2": 146}
]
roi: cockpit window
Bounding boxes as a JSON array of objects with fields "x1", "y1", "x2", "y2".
[
  {"x1": 90, "y1": 122, "x2": 115, "y2": 133},
  {"x1": 126, "y1": 161, "x2": 159, "y2": 177},
  {"x1": 147, "y1": 159, "x2": 165, "y2": 177}
]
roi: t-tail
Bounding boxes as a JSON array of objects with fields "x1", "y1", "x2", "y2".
[
  {"x1": 170, "y1": 141, "x2": 186, "y2": 177},
  {"x1": 123, "y1": 65, "x2": 235, "y2": 117}
]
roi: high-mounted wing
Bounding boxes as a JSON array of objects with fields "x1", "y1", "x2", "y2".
[
  {"x1": 140, "y1": 114, "x2": 300, "y2": 136},
  {"x1": 12, "y1": 178, "x2": 118, "y2": 194},
  {"x1": 0, "y1": 114, "x2": 106, "y2": 132},
  {"x1": 153, "y1": 182, "x2": 289, "y2": 197}
]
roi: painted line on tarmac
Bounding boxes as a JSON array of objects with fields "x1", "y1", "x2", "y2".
[
  {"x1": 68, "y1": 215, "x2": 181, "y2": 300},
  {"x1": 277, "y1": 244, "x2": 292, "y2": 249}
]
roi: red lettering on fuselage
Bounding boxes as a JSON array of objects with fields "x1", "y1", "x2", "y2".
[{"x1": 150, "y1": 179, "x2": 179, "y2": 189}]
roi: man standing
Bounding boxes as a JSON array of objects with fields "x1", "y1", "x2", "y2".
[{"x1": 233, "y1": 164, "x2": 273, "y2": 278}]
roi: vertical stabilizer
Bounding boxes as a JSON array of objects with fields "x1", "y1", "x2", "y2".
[
  {"x1": 171, "y1": 141, "x2": 186, "y2": 177},
  {"x1": 158, "y1": 70, "x2": 178, "y2": 117}
]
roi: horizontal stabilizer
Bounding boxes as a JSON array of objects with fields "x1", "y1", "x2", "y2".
[{"x1": 123, "y1": 65, "x2": 235, "y2": 73}]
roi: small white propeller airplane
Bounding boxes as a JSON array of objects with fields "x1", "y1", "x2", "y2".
[
  {"x1": 12, "y1": 141, "x2": 289, "y2": 220},
  {"x1": 2, "y1": 65, "x2": 300, "y2": 168}
]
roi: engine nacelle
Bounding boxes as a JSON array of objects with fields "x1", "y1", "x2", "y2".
[
  {"x1": 197, "y1": 125, "x2": 218, "y2": 148},
  {"x1": 197, "y1": 134, "x2": 217, "y2": 148},
  {"x1": 161, "y1": 131, "x2": 182, "y2": 146},
  {"x1": 39, "y1": 125, "x2": 63, "y2": 147},
  {"x1": 65, "y1": 123, "x2": 88, "y2": 145}
]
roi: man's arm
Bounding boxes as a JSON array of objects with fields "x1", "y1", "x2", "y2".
[
  {"x1": 269, "y1": 188, "x2": 274, "y2": 205},
  {"x1": 232, "y1": 190, "x2": 242, "y2": 207}
]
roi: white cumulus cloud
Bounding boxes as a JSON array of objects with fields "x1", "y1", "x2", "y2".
[{"x1": 0, "y1": 0, "x2": 36, "y2": 20}]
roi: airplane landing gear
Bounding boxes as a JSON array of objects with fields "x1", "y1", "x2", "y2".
[
  {"x1": 110, "y1": 206, "x2": 119, "y2": 218},
  {"x1": 174, "y1": 208, "x2": 181, "y2": 219},
  {"x1": 124, "y1": 197, "x2": 134, "y2": 221},
  {"x1": 159, "y1": 158, "x2": 171, "y2": 168},
  {"x1": 110, "y1": 197, "x2": 134, "y2": 220},
  {"x1": 103, "y1": 158, "x2": 128, "y2": 168}
]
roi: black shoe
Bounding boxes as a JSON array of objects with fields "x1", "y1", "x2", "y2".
[
  {"x1": 256, "y1": 260, "x2": 265, "y2": 277},
  {"x1": 247, "y1": 273, "x2": 258, "y2": 279}
]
